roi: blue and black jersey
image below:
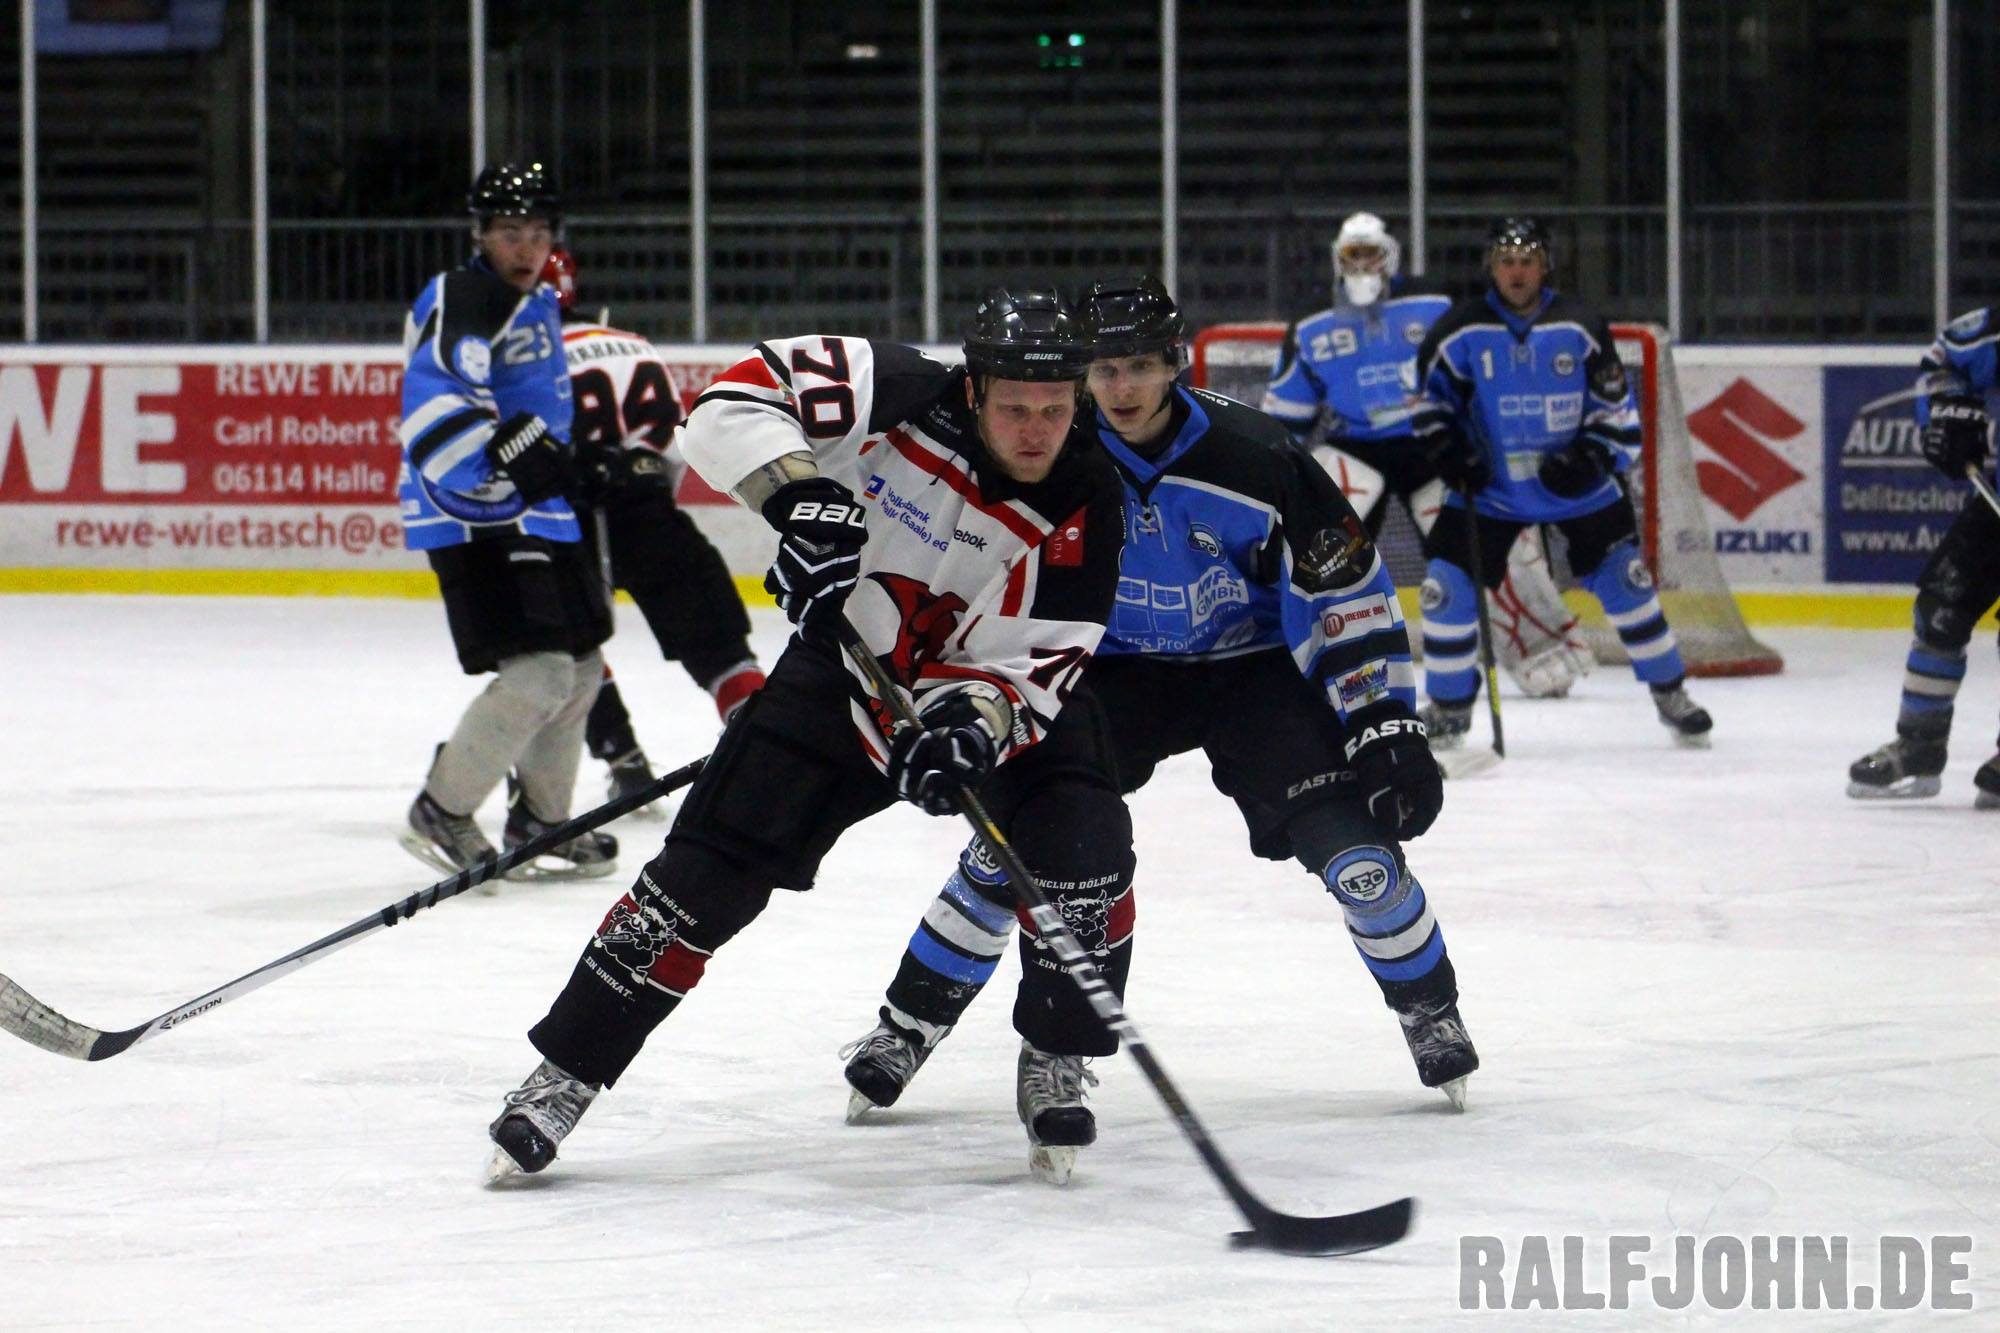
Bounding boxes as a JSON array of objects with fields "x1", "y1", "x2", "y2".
[
  {"x1": 396, "y1": 257, "x2": 578, "y2": 551},
  {"x1": 1412, "y1": 287, "x2": 1642, "y2": 523},
  {"x1": 1095, "y1": 384, "x2": 1417, "y2": 726},
  {"x1": 1262, "y1": 277, "x2": 1454, "y2": 446},
  {"x1": 1918, "y1": 306, "x2": 2000, "y2": 446}
]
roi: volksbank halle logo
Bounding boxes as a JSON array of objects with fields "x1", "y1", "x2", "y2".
[{"x1": 1687, "y1": 379, "x2": 1807, "y2": 521}]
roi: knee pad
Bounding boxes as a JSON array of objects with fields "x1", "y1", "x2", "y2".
[
  {"x1": 493, "y1": 650, "x2": 582, "y2": 723},
  {"x1": 1420, "y1": 558, "x2": 1478, "y2": 633},
  {"x1": 1914, "y1": 589, "x2": 1978, "y2": 653},
  {"x1": 1578, "y1": 539, "x2": 1652, "y2": 613}
]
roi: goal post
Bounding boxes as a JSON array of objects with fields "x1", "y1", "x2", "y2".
[{"x1": 1190, "y1": 320, "x2": 1784, "y2": 678}]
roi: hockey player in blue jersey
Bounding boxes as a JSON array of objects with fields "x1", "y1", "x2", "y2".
[
  {"x1": 396, "y1": 162, "x2": 617, "y2": 882},
  {"x1": 838, "y1": 278, "x2": 1476, "y2": 1178},
  {"x1": 1846, "y1": 306, "x2": 2000, "y2": 806},
  {"x1": 1264, "y1": 212, "x2": 1594, "y2": 700},
  {"x1": 1413, "y1": 217, "x2": 1713, "y2": 747}
]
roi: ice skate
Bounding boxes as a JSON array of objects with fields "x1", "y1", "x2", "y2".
[
  {"x1": 839, "y1": 1013, "x2": 947, "y2": 1123},
  {"x1": 486, "y1": 1058, "x2": 601, "y2": 1183},
  {"x1": 1650, "y1": 682, "x2": 1713, "y2": 749},
  {"x1": 1419, "y1": 700, "x2": 1472, "y2": 752},
  {"x1": 1397, "y1": 999, "x2": 1479, "y2": 1111},
  {"x1": 1846, "y1": 735, "x2": 1947, "y2": 800},
  {"x1": 503, "y1": 775, "x2": 618, "y2": 882},
  {"x1": 399, "y1": 792, "x2": 500, "y2": 883},
  {"x1": 1974, "y1": 752, "x2": 2000, "y2": 809},
  {"x1": 606, "y1": 748, "x2": 668, "y2": 821},
  {"x1": 1017, "y1": 1041, "x2": 1098, "y2": 1186}
]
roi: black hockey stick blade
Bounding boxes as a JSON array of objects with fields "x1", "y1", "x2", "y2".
[
  {"x1": 831, "y1": 617, "x2": 1415, "y2": 1258},
  {"x1": 0, "y1": 755, "x2": 706, "y2": 1062},
  {"x1": 1230, "y1": 1194, "x2": 1416, "y2": 1257}
]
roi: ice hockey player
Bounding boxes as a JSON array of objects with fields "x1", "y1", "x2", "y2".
[
  {"x1": 1413, "y1": 217, "x2": 1712, "y2": 747},
  {"x1": 484, "y1": 289, "x2": 1135, "y2": 1184},
  {"x1": 1263, "y1": 211, "x2": 1592, "y2": 699},
  {"x1": 541, "y1": 244, "x2": 766, "y2": 812},
  {"x1": 839, "y1": 277, "x2": 1475, "y2": 1181},
  {"x1": 395, "y1": 162, "x2": 617, "y2": 882},
  {"x1": 1847, "y1": 306, "x2": 2000, "y2": 806}
]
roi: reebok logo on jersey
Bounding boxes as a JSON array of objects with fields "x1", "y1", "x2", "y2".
[{"x1": 1687, "y1": 378, "x2": 1807, "y2": 521}]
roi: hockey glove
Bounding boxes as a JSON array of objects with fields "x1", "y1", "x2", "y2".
[
  {"x1": 1537, "y1": 439, "x2": 1616, "y2": 498},
  {"x1": 760, "y1": 476, "x2": 870, "y2": 632},
  {"x1": 1921, "y1": 393, "x2": 1991, "y2": 480},
  {"x1": 886, "y1": 682, "x2": 1011, "y2": 815},
  {"x1": 575, "y1": 441, "x2": 674, "y2": 505},
  {"x1": 1344, "y1": 712, "x2": 1444, "y2": 840},
  {"x1": 1420, "y1": 424, "x2": 1491, "y2": 494},
  {"x1": 484, "y1": 413, "x2": 574, "y2": 504}
]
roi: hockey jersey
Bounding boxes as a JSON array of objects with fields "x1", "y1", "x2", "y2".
[
  {"x1": 1096, "y1": 385, "x2": 1418, "y2": 724},
  {"x1": 396, "y1": 259, "x2": 579, "y2": 550},
  {"x1": 680, "y1": 336, "x2": 1126, "y2": 766},
  {"x1": 1917, "y1": 307, "x2": 2000, "y2": 476},
  {"x1": 1262, "y1": 278, "x2": 1454, "y2": 445},
  {"x1": 1413, "y1": 287, "x2": 1643, "y2": 523},
  {"x1": 560, "y1": 320, "x2": 684, "y2": 457}
]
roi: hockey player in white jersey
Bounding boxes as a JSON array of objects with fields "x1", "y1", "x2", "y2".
[
  {"x1": 484, "y1": 289, "x2": 1135, "y2": 1182},
  {"x1": 1264, "y1": 212, "x2": 1593, "y2": 699},
  {"x1": 542, "y1": 245, "x2": 766, "y2": 810}
]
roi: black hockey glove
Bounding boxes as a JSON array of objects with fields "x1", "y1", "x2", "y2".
[
  {"x1": 760, "y1": 476, "x2": 869, "y2": 633},
  {"x1": 1344, "y1": 712, "x2": 1443, "y2": 840},
  {"x1": 575, "y1": 441, "x2": 673, "y2": 506},
  {"x1": 484, "y1": 413, "x2": 574, "y2": 504},
  {"x1": 1921, "y1": 393, "x2": 1991, "y2": 481},
  {"x1": 1420, "y1": 424, "x2": 1491, "y2": 494},
  {"x1": 885, "y1": 682, "x2": 1010, "y2": 816},
  {"x1": 1537, "y1": 439, "x2": 1617, "y2": 498}
]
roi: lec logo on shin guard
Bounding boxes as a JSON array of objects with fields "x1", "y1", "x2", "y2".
[{"x1": 1324, "y1": 847, "x2": 1398, "y2": 905}]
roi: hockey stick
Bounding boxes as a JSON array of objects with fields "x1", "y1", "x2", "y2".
[
  {"x1": 0, "y1": 755, "x2": 706, "y2": 1063},
  {"x1": 1461, "y1": 505, "x2": 1506, "y2": 760},
  {"x1": 833, "y1": 618, "x2": 1413, "y2": 1257},
  {"x1": 1966, "y1": 463, "x2": 2000, "y2": 520}
]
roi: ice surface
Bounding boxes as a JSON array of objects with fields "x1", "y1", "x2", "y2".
[{"x1": 1, "y1": 596, "x2": 1994, "y2": 1329}]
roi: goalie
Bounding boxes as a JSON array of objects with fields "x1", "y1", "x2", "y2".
[{"x1": 1262, "y1": 211, "x2": 1593, "y2": 698}]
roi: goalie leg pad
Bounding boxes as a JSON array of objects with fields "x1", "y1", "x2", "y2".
[{"x1": 1419, "y1": 557, "x2": 1481, "y2": 705}]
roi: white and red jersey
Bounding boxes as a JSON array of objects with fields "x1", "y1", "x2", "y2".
[
  {"x1": 681, "y1": 334, "x2": 1126, "y2": 767},
  {"x1": 560, "y1": 321, "x2": 684, "y2": 463}
]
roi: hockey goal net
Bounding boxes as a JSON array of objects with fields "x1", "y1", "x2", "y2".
[{"x1": 1191, "y1": 321, "x2": 1783, "y2": 677}]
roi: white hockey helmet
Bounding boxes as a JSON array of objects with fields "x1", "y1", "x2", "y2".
[{"x1": 1331, "y1": 212, "x2": 1401, "y2": 307}]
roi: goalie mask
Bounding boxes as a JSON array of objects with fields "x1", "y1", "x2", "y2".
[{"x1": 1332, "y1": 212, "x2": 1400, "y2": 308}]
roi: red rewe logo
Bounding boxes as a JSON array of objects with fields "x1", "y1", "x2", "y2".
[{"x1": 1686, "y1": 379, "x2": 1807, "y2": 521}]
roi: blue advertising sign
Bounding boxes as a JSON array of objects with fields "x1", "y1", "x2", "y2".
[{"x1": 1823, "y1": 365, "x2": 1971, "y2": 583}]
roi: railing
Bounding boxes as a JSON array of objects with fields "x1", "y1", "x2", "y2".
[{"x1": 6, "y1": 202, "x2": 1992, "y2": 345}]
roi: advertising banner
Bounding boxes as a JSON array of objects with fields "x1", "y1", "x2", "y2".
[
  {"x1": 1678, "y1": 364, "x2": 1823, "y2": 585},
  {"x1": 1820, "y1": 365, "x2": 1967, "y2": 585}
]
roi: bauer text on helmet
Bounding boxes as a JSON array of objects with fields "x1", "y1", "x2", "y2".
[{"x1": 1332, "y1": 213, "x2": 1401, "y2": 307}]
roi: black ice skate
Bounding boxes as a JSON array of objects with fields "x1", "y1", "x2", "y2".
[
  {"x1": 1397, "y1": 999, "x2": 1479, "y2": 1111},
  {"x1": 503, "y1": 775, "x2": 618, "y2": 882},
  {"x1": 840, "y1": 1012, "x2": 948, "y2": 1123},
  {"x1": 1846, "y1": 735, "x2": 1948, "y2": 800},
  {"x1": 1419, "y1": 700, "x2": 1473, "y2": 752},
  {"x1": 1650, "y1": 682, "x2": 1713, "y2": 749},
  {"x1": 606, "y1": 747, "x2": 668, "y2": 821},
  {"x1": 1975, "y1": 752, "x2": 2000, "y2": 810},
  {"x1": 1017, "y1": 1041, "x2": 1099, "y2": 1186},
  {"x1": 486, "y1": 1058, "x2": 601, "y2": 1183},
  {"x1": 399, "y1": 792, "x2": 499, "y2": 879}
]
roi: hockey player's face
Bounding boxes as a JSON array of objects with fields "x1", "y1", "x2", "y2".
[
  {"x1": 479, "y1": 217, "x2": 557, "y2": 293},
  {"x1": 973, "y1": 378, "x2": 1078, "y2": 483},
  {"x1": 1087, "y1": 353, "x2": 1177, "y2": 445},
  {"x1": 1489, "y1": 247, "x2": 1549, "y2": 313}
]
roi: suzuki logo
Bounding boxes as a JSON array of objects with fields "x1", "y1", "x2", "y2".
[{"x1": 1687, "y1": 379, "x2": 1806, "y2": 522}]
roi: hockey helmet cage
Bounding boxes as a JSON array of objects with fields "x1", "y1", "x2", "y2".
[
  {"x1": 1078, "y1": 274, "x2": 1187, "y2": 367},
  {"x1": 469, "y1": 161, "x2": 562, "y2": 229},
  {"x1": 961, "y1": 288, "x2": 1093, "y2": 392},
  {"x1": 540, "y1": 244, "x2": 578, "y2": 312},
  {"x1": 1332, "y1": 213, "x2": 1401, "y2": 307}
]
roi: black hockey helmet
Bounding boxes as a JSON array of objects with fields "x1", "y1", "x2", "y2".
[
  {"x1": 1077, "y1": 274, "x2": 1186, "y2": 367},
  {"x1": 961, "y1": 287, "x2": 1093, "y2": 397},
  {"x1": 1486, "y1": 215, "x2": 1551, "y2": 265},
  {"x1": 468, "y1": 161, "x2": 562, "y2": 229}
]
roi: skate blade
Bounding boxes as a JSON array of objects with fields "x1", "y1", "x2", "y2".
[
  {"x1": 398, "y1": 831, "x2": 499, "y2": 894},
  {"x1": 1976, "y1": 788, "x2": 2000, "y2": 810},
  {"x1": 484, "y1": 1146, "x2": 527, "y2": 1187},
  {"x1": 1029, "y1": 1144, "x2": 1078, "y2": 1186},
  {"x1": 1438, "y1": 749, "x2": 1501, "y2": 780},
  {"x1": 504, "y1": 857, "x2": 619, "y2": 883},
  {"x1": 1438, "y1": 1075, "x2": 1470, "y2": 1112},
  {"x1": 1845, "y1": 777, "x2": 1942, "y2": 800},
  {"x1": 1670, "y1": 731, "x2": 1713, "y2": 750},
  {"x1": 845, "y1": 1088, "x2": 880, "y2": 1124}
]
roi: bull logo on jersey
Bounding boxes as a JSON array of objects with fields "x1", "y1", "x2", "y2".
[
  {"x1": 867, "y1": 572, "x2": 970, "y2": 688},
  {"x1": 1297, "y1": 515, "x2": 1373, "y2": 592},
  {"x1": 1187, "y1": 524, "x2": 1224, "y2": 559},
  {"x1": 1054, "y1": 893, "x2": 1111, "y2": 955},
  {"x1": 1592, "y1": 361, "x2": 1628, "y2": 400},
  {"x1": 594, "y1": 892, "x2": 677, "y2": 975}
]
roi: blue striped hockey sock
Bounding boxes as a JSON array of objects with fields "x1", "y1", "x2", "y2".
[{"x1": 1581, "y1": 540, "x2": 1686, "y2": 686}]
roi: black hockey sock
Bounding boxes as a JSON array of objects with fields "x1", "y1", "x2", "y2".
[{"x1": 586, "y1": 677, "x2": 642, "y2": 761}]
